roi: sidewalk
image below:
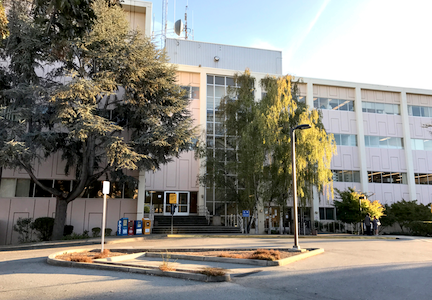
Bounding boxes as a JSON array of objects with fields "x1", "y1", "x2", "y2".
[{"x1": 0, "y1": 233, "x2": 402, "y2": 252}]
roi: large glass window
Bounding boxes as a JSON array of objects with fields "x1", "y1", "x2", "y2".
[
  {"x1": 332, "y1": 170, "x2": 361, "y2": 182},
  {"x1": 333, "y1": 134, "x2": 357, "y2": 146},
  {"x1": 362, "y1": 102, "x2": 400, "y2": 115},
  {"x1": 411, "y1": 139, "x2": 432, "y2": 151},
  {"x1": 314, "y1": 97, "x2": 354, "y2": 112},
  {"x1": 408, "y1": 105, "x2": 432, "y2": 117},
  {"x1": 368, "y1": 171, "x2": 407, "y2": 184},
  {"x1": 365, "y1": 136, "x2": 403, "y2": 149}
]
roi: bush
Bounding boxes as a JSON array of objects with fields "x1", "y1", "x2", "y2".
[
  {"x1": 407, "y1": 221, "x2": 432, "y2": 237},
  {"x1": 63, "y1": 225, "x2": 74, "y2": 236},
  {"x1": 105, "y1": 228, "x2": 112, "y2": 236},
  {"x1": 13, "y1": 217, "x2": 34, "y2": 243},
  {"x1": 31, "y1": 217, "x2": 54, "y2": 241},
  {"x1": 92, "y1": 227, "x2": 101, "y2": 237}
]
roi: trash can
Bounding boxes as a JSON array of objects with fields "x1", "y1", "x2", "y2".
[
  {"x1": 134, "y1": 220, "x2": 143, "y2": 235},
  {"x1": 142, "y1": 218, "x2": 151, "y2": 235},
  {"x1": 117, "y1": 218, "x2": 128, "y2": 236}
]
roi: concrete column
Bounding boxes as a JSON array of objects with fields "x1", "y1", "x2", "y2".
[
  {"x1": 354, "y1": 87, "x2": 369, "y2": 193},
  {"x1": 136, "y1": 171, "x2": 146, "y2": 219},
  {"x1": 400, "y1": 91, "x2": 417, "y2": 200},
  {"x1": 198, "y1": 69, "x2": 207, "y2": 216}
]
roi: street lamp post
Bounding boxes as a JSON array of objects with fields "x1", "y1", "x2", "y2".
[
  {"x1": 359, "y1": 195, "x2": 365, "y2": 235},
  {"x1": 291, "y1": 124, "x2": 311, "y2": 251}
]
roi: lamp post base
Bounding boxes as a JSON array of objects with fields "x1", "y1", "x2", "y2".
[{"x1": 288, "y1": 247, "x2": 307, "y2": 253}]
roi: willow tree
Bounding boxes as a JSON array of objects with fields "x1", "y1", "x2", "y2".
[
  {"x1": 259, "y1": 75, "x2": 336, "y2": 231},
  {"x1": 260, "y1": 76, "x2": 336, "y2": 232},
  {"x1": 199, "y1": 71, "x2": 335, "y2": 232},
  {"x1": 0, "y1": 0, "x2": 196, "y2": 240}
]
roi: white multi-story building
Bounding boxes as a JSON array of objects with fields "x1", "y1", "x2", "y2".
[{"x1": 1, "y1": 1, "x2": 431, "y2": 244}]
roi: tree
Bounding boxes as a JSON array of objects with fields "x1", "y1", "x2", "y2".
[
  {"x1": 381, "y1": 200, "x2": 432, "y2": 233},
  {"x1": 199, "y1": 71, "x2": 336, "y2": 232},
  {"x1": 333, "y1": 188, "x2": 384, "y2": 230},
  {"x1": 0, "y1": 0, "x2": 196, "y2": 240}
]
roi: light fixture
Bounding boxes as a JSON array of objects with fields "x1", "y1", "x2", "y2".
[{"x1": 214, "y1": 56, "x2": 220, "y2": 62}]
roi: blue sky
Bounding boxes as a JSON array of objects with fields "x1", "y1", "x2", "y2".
[{"x1": 148, "y1": 0, "x2": 432, "y2": 90}]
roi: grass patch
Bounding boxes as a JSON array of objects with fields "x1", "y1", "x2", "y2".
[
  {"x1": 218, "y1": 249, "x2": 281, "y2": 261},
  {"x1": 199, "y1": 267, "x2": 227, "y2": 277}
]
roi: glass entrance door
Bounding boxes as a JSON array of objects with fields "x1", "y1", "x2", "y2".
[{"x1": 164, "y1": 191, "x2": 189, "y2": 216}]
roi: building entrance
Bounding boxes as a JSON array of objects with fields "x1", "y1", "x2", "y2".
[{"x1": 164, "y1": 191, "x2": 189, "y2": 216}]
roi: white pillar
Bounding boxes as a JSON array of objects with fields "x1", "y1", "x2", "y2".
[
  {"x1": 354, "y1": 87, "x2": 369, "y2": 193},
  {"x1": 136, "y1": 171, "x2": 146, "y2": 219},
  {"x1": 400, "y1": 91, "x2": 417, "y2": 200}
]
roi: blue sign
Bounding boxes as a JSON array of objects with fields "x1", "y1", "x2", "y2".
[{"x1": 242, "y1": 210, "x2": 250, "y2": 217}]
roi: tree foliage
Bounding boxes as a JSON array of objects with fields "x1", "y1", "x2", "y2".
[
  {"x1": 199, "y1": 70, "x2": 336, "y2": 221},
  {"x1": 0, "y1": 0, "x2": 196, "y2": 240},
  {"x1": 381, "y1": 200, "x2": 432, "y2": 233},
  {"x1": 333, "y1": 187, "x2": 385, "y2": 224}
]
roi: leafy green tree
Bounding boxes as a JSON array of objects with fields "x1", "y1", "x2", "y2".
[
  {"x1": 199, "y1": 71, "x2": 336, "y2": 232},
  {"x1": 260, "y1": 75, "x2": 336, "y2": 209},
  {"x1": 0, "y1": 0, "x2": 196, "y2": 240},
  {"x1": 333, "y1": 188, "x2": 384, "y2": 228},
  {"x1": 381, "y1": 200, "x2": 432, "y2": 233}
]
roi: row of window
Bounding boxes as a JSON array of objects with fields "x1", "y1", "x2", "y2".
[
  {"x1": 362, "y1": 102, "x2": 400, "y2": 115},
  {"x1": 319, "y1": 207, "x2": 335, "y2": 220},
  {"x1": 332, "y1": 170, "x2": 361, "y2": 183},
  {"x1": 0, "y1": 179, "x2": 137, "y2": 199},
  {"x1": 313, "y1": 98, "x2": 355, "y2": 111},
  {"x1": 368, "y1": 171, "x2": 408, "y2": 184},
  {"x1": 364, "y1": 136, "x2": 403, "y2": 149},
  {"x1": 408, "y1": 105, "x2": 432, "y2": 118},
  {"x1": 411, "y1": 139, "x2": 432, "y2": 151},
  {"x1": 333, "y1": 134, "x2": 357, "y2": 146},
  {"x1": 414, "y1": 173, "x2": 432, "y2": 185}
]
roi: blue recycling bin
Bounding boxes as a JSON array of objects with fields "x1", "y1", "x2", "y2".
[
  {"x1": 117, "y1": 218, "x2": 128, "y2": 236},
  {"x1": 134, "y1": 220, "x2": 143, "y2": 235}
]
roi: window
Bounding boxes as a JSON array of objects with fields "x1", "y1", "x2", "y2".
[
  {"x1": 333, "y1": 134, "x2": 357, "y2": 146},
  {"x1": 411, "y1": 139, "x2": 432, "y2": 151},
  {"x1": 362, "y1": 102, "x2": 400, "y2": 115},
  {"x1": 414, "y1": 173, "x2": 432, "y2": 185},
  {"x1": 319, "y1": 207, "x2": 335, "y2": 220},
  {"x1": 408, "y1": 105, "x2": 432, "y2": 117},
  {"x1": 332, "y1": 170, "x2": 361, "y2": 182},
  {"x1": 314, "y1": 97, "x2": 354, "y2": 112},
  {"x1": 368, "y1": 171, "x2": 407, "y2": 184},
  {"x1": 365, "y1": 136, "x2": 403, "y2": 149}
]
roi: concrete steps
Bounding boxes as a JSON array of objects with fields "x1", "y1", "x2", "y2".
[{"x1": 152, "y1": 216, "x2": 242, "y2": 234}]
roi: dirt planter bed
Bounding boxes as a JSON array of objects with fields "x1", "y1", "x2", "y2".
[{"x1": 47, "y1": 248, "x2": 324, "y2": 282}]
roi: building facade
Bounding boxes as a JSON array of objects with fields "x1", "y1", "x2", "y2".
[{"x1": 1, "y1": 1, "x2": 432, "y2": 244}]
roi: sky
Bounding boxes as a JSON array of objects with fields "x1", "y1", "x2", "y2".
[{"x1": 147, "y1": 0, "x2": 432, "y2": 90}]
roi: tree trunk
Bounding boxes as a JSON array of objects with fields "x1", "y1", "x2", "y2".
[{"x1": 52, "y1": 198, "x2": 68, "y2": 240}]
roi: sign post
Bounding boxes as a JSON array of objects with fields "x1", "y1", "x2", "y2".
[
  {"x1": 169, "y1": 193, "x2": 177, "y2": 234},
  {"x1": 101, "y1": 181, "x2": 110, "y2": 252}
]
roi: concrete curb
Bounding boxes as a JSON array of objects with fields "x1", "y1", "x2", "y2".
[
  {"x1": 166, "y1": 234, "x2": 400, "y2": 240},
  {"x1": 144, "y1": 248, "x2": 324, "y2": 266},
  {"x1": 47, "y1": 249, "x2": 230, "y2": 282}
]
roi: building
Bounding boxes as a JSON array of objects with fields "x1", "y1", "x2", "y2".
[{"x1": 1, "y1": 0, "x2": 432, "y2": 244}]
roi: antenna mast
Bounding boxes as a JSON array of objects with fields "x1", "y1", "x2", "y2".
[
  {"x1": 161, "y1": 0, "x2": 168, "y2": 47},
  {"x1": 184, "y1": 5, "x2": 188, "y2": 40}
]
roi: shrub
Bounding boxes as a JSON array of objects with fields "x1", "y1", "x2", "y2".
[
  {"x1": 13, "y1": 217, "x2": 33, "y2": 243},
  {"x1": 199, "y1": 267, "x2": 227, "y2": 277},
  {"x1": 31, "y1": 217, "x2": 54, "y2": 241},
  {"x1": 249, "y1": 249, "x2": 281, "y2": 261},
  {"x1": 105, "y1": 228, "x2": 112, "y2": 236},
  {"x1": 63, "y1": 225, "x2": 74, "y2": 236},
  {"x1": 407, "y1": 221, "x2": 432, "y2": 237},
  {"x1": 92, "y1": 227, "x2": 101, "y2": 237}
]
